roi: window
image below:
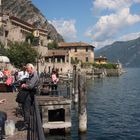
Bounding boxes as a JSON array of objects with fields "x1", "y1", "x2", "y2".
[
  {"x1": 86, "y1": 48, "x2": 88, "y2": 52},
  {"x1": 57, "y1": 58, "x2": 61, "y2": 63},
  {"x1": 45, "y1": 57, "x2": 49, "y2": 62},
  {"x1": 5, "y1": 30, "x2": 9, "y2": 37},
  {"x1": 86, "y1": 57, "x2": 88, "y2": 62},
  {"x1": 75, "y1": 47, "x2": 77, "y2": 52},
  {"x1": 71, "y1": 57, "x2": 73, "y2": 62},
  {"x1": 48, "y1": 109, "x2": 65, "y2": 122}
]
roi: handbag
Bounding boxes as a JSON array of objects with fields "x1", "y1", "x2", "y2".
[{"x1": 16, "y1": 89, "x2": 29, "y2": 104}]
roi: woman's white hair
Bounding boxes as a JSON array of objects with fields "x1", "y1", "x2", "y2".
[{"x1": 26, "y1": 63, "x2": 34, "y2": 69}]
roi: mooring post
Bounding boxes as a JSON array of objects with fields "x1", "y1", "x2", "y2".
[
  {"x1": 72, "y1": 65, "x2": 76, "y2": 96},
  {"x1": 67, "y1": 80, "x2": 71, "y2": 99},
  {"x1": 78, "y1": 72, "x2": 87, "y2": 133},
  {"x1": 73, "y1": 65, "x2": 78, "y2": 103}
]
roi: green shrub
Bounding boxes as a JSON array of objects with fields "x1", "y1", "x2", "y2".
[{"x1": 93, "y1": 63, "x2": 118, "y2": 69}]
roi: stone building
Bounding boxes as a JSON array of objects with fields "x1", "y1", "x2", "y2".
[
  {"x1": 94, "y1": 56, "x2": 107, "y2": 64},
  {"x1": 42, "y1": 42, "x2": 95, "y2": 74},
  {"x1": 0, "y1": 15, "x2": 51, "y2": 48},
  {"x1": 43, "y1": 49, "x2": 72, "y2": 73},
  {"x1": 58, "y1": 42, "x2": 95, "y2": 63}
]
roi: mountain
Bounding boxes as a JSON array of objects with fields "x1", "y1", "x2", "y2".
[
  {"x1": 2, "y1": 0, "x2": 64, "y2": 42},
  {"x1": 95, "y1": 37, "x2": 140, "y2": 67}
]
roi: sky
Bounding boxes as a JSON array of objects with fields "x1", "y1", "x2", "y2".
[{"x1": 32, "y1": 0, "x2": 140, "y2": 49}]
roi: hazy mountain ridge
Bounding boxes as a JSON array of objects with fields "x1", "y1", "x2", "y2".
[
  {"x1": 95, "y1": 37, "x2": 140, "y2": 67},
  {"x1": 2, "y1": 0, "x2": 64, "y2": 42}
]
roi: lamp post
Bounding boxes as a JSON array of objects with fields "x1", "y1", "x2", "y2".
[{"x1": 33, "y1": 29, "x2": 40, "y2": 75}]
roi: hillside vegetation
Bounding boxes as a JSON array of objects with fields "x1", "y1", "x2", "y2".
[{"x1": 95, "y1": 37, "x2": 140, "y2": 67}]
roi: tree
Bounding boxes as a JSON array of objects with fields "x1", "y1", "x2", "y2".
[
  {"x1": 47, "y1": 40, "x2": 58, "y2": 50},
  {"x1": 6, "y1": 42, "x2": 38, "y2": 68},
  {"x1": 25, "y1": 33, "x2": 39, "y2": 46},
  {"x1": 0, "y1": 42, "x2": 6, "y2": 55}
]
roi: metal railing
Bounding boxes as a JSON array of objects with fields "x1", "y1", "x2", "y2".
[
  {"x1": 39, "y1": 77, "x2": 72, "y2": 99},
  {"x1": 27, "y1": 96, "x2": 45, "y2": 140},
  {"x1": 27, "y1": 75, "x2": 72, "y2": 139}
]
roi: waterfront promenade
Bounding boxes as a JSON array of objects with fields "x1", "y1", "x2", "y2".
[{"x1": 0, "y1": 92, "x2": 27, "y2": 140}]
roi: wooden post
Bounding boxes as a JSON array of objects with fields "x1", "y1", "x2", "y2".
[
  {"x1": 67, "y1": 80, "x2": 71, "y2": 99},
  {"x1": 78, "y1": 72, "x2": 87, "y2": 133},
  {"x1": 75, "y1": 72, "x2": 78, "y2": 103},
  {"x1": 79, "y1": 133, "x2": 87, "y2": 140},
  {"x1": 73, "y1": 65, "x2": 78, "y2": 103}
]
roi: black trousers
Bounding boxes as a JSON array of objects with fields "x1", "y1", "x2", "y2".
[
  {"x1": 22, "y1": 92, "x2": 34, "y2": 125},
  {"x1": 51, "y1": 83, "x2": 58, "y2": 91},
  {"x1": 51, "y1": 83, "x2": 58, "y2": 95}
]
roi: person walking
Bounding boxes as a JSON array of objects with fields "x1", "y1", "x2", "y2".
[{"x1": 19, "y1": 63, "x2": 39, "y2": 131}]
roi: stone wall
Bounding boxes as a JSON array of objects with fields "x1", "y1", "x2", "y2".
[
  {"x1": 106, "y1": 69, "x2": 123, "y2": 76},
  {"x1": 37, "y1": 62, "x2": 73, "y2": 74}
]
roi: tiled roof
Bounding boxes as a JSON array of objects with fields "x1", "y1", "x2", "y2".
[
  {"x1": 10, "y1": 16, "x2": 47, "y2": 34},
  {"x1": 58, "y1": 42, "x2": 95, "y2": 48},
  {"x1": 95, "y1": 57, "x2": 107, "y2": 60},
  {"x1": 47, "y1": 49, "x2": 68, "y2": 57},
  {"x1": 10, "y1": 16, "x2": 34, "y2": 28}
]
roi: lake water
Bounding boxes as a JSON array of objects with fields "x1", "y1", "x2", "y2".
[{"x1": 47, "y1": 68, "x2": 140, "y2": 140}]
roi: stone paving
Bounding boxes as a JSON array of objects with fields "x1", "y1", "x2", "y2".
[{"x1": 0, "y1": 92, "x2": 27, "y2": 140}]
